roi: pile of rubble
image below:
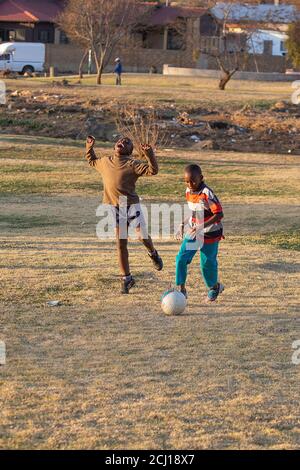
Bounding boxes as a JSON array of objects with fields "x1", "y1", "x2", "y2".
[{"x1": 1, "y1": 87, "x2": 299, "y2": 154}]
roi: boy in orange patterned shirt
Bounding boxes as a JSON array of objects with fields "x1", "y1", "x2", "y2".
[{"x1": 176, "y1": 164, "x2": 224, "y2": 302}]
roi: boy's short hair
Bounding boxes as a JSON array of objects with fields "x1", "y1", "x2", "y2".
[{"x1": 185, "y1": 164, "x2": 202, "y2": 179}]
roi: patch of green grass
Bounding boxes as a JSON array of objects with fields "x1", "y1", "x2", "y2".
[
  {"x1": 1, "y1": 164, "x2": 59, "y2": 174},
  {"x1": 0, "y1": 118, "x2": 49, "y2": 131},
  {"x1": 137, "y1": 180, "x2": 183, "y2": 198},
  {"x1": 260, "y1": 229, "x2": 300, "y2": 251},
  {"x1": 243, "y1": 229, "x2": 300, "y2": 251},
  {"x1": 0, "y1": 214, "x2": 62, "y2": 229},
  {"x1": 0, "y1": 176, "x2": 102, "y2": 194},
  {"x1": 137, "y1": 176, "x2": 286, "y2": 200},
  {"x1": 252, "y1": 100, "x2": 275, "y2": 110}
]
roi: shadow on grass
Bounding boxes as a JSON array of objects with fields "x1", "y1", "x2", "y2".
[
  {"x1": 258, "y1": 262, "x2": 300, "y2": 273},
  {"x1": 0, "y1": 214, "x2": 62, "y2": 229}
]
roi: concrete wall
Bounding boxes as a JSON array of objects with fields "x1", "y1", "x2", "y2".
[
  {"x1": 45, "y1": 44, "x2": 86, "y2": 74},
  {"x1": 205, "y1": 52, "x2": 290, "y2": 73},
  {"x1": 45, "y1": 43, "x2": 196, "y2": 73},
  {"x1": 163, "y1": 64, "x2": 300, "y2": 81}
]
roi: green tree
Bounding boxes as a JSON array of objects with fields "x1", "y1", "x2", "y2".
[{"x1": 286, "y1": 22, "x2": 300, "y2": 68}]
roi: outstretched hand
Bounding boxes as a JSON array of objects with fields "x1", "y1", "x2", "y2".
[{"x1": 141, "y1": 144, "x2": 154, "y2": 158}]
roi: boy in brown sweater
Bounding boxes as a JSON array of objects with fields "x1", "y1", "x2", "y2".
[{"x1": 85, "y1": 136, "x2": 163, "y2": 294}]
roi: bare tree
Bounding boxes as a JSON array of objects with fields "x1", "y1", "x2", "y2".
[
  {"x1": 58, "y1": 0, "x2": 144, "y2": 85},
  {"x1": 181, "y1": 2, "x2": 260, "y2": 90},
  {"x1": 115, "y1": 106, "x2": 167, "y2": 158},
  {"x1": 199, "y1": 3, "x2": 245, "y2": 90},
  {"x1": 162, "y1": 2, "x2": 248, "y2": 90}
]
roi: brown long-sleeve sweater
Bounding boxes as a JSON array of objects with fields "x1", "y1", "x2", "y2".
[{"x1": 85, "y1": 142, "x2": 158, "y2": 206}]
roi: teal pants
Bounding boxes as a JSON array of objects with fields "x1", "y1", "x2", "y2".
[{"x1": 176, "y1": 237, "x2": 219, "y2": 289}]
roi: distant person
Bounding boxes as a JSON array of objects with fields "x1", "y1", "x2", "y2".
[{"x1": 114, "y1": 58, "x2": 122, "y2": 86}]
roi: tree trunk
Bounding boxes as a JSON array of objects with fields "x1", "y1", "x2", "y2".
[
  {"x1": 96, "y1": 66, "x2": 102, "y2": 85},
  {"x1": 96, "y1": 57, "x2": 104, "y2": 85},
  {"x1": 219, "y1": 70, "x2": 231, "y2": 90},
  {"x1": 78, "y1": 50, "x2": 88, "y2": 79},
  {"x1": 218, "y1": 68, "x2": 237, "y2": 90}
]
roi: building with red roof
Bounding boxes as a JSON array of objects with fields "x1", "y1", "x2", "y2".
[
  {"x1": 0, "y1": 0, "x2": 63, "y2": 43},
  {"x1": 0, "y1": 1, "x2": 288, "y2": 74},
  {"x1": 0, "y1": 1, "x2": 212, "y2": 72}
]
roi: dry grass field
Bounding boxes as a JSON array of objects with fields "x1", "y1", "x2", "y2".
[
  {"x1": 2, "y1": 73, "x2": 293, "y2": 106},
  {"x1": 0, "y1": 130, "x2": 299, "y2": 449}
]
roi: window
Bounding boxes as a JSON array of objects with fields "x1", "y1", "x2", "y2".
[
  {"x1": 167, "y1": 29, "x2": 185, "y2": 50},
  {"x1": 142, "y1": 30, "x2": 164, "y2": 49},
  {"x1": 0, "y1": 29, "x2": 9, "y2": 42},
  {"x1": 15, "y1": 29, "x2": 26, "y2": 41},
  {"x1": 8, "y1": 29, "x2": 26, "y2": 41},
  {"x1": 0, "y1": 54, "x2": 10, "y2": 61},
  {"x1": 280, "y1": 41, "x2": 286, "y2": 52},
  {"x1": 9, "y1": 30, "x2": 16, "y2": 40},
  {"x1": 59, "y1": 30, "x2": 69, "y2": 44},
  {"x1": 38, "y1": 30, "x2": 50, "y2": 43},
  {"x1": 263, "y1": 40, "x2": 273, "y2": 55}
]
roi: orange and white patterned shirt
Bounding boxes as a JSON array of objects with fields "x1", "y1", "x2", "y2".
[{"x1": 186, "y1": 182, "x2": 224, "y2": 244}]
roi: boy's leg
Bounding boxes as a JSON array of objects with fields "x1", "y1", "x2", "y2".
[
  {"x1": 136, "y1": 228, "x2": 154, "y2": 252},
  {"x1": 115, "y1": 227, "x2": 130, "y2": 275},
  {"x1": 176, "y1": 237, "x2": 198, "y2": 292},
  {"x1": 135, "y1": 227, "x2": 163, "y2": 271},
  {"x1": 115, "y1": 227, "x2": 135, "y2": 294},
  {"x1": 199, "y1": 242, "x2": 219, "y2": 289},
  {"x1": 200, "y1": 242, "x2": 224, "y2": 301}
]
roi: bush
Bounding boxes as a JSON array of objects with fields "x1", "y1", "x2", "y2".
[{"x1": 286, "y1": 22, "x2": 300, "y2": 68}]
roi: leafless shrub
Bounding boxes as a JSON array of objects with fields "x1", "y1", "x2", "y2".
[{"x1": 115, "y1": 106, "x2": 167, "y2": 157}]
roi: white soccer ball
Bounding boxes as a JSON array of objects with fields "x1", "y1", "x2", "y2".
[{"x1": 161, "y1": 289, "x2": 187, "y2": 316}]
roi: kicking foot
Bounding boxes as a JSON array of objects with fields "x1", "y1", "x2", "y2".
[
  {"x1": 148, "y1": 250, "x2": 163, "y2": 271},
  {"x1": 180, "y1": 286, "x2": 188, "y2": 299},
  {"x1": 121, "y1": 275, "x2": 136, "y2": 294},
  {"x1": 207, "y1": 283, "x2": 224, "y2": 302}
]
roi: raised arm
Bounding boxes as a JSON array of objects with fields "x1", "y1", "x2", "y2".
[
  {"x1": 131, "y1": 144, "x2": 158, "y2": 176},
  {"x1": 85, "y1": 136, "x2": 101, "y2": 168}
]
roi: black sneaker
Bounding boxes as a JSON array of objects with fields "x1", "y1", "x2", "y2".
[
  {"x1": 148, "y1": 250, "x2": 163, "y2": 271},
  {"x1": 180, "y1": 287, "x2": 188, "y2": 299},
  {"x1": 207, "y1": 283, "x2": 224, "y2": 302},
  {"x1": 121, "y1": 276, "x2": 136, "y2": 294}
]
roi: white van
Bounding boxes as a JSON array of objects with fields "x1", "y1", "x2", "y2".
[{"x1": 0, "y1": 42, "x2": 45, "y2": 74}]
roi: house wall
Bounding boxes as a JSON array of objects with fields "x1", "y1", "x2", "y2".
[
  {"x1": 40, "y1": 15, "x2": 290, "y2": 75},
  {"x1": 247, "y1": 30, "x2": 288, "y2": 56},
  {"x1": 0, "y1": 22, "x2": 55, "y2": 43},
  {"x1": 45, "y1": 43, "x2": 196, "y2": 74},
  {"x1": 45, "y1": 17, "x2": 200, "y2": 74}
]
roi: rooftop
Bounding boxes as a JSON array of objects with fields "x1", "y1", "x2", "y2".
[
  {"x1": 0, "y1": 0, "x2": 207, "y2": 25},
  {"x1": 0, "y1": 0, "x2": 62, "y2": 23},
  {"x1": 211, "y1": 2, "x2": 300, "y2": 24}
]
